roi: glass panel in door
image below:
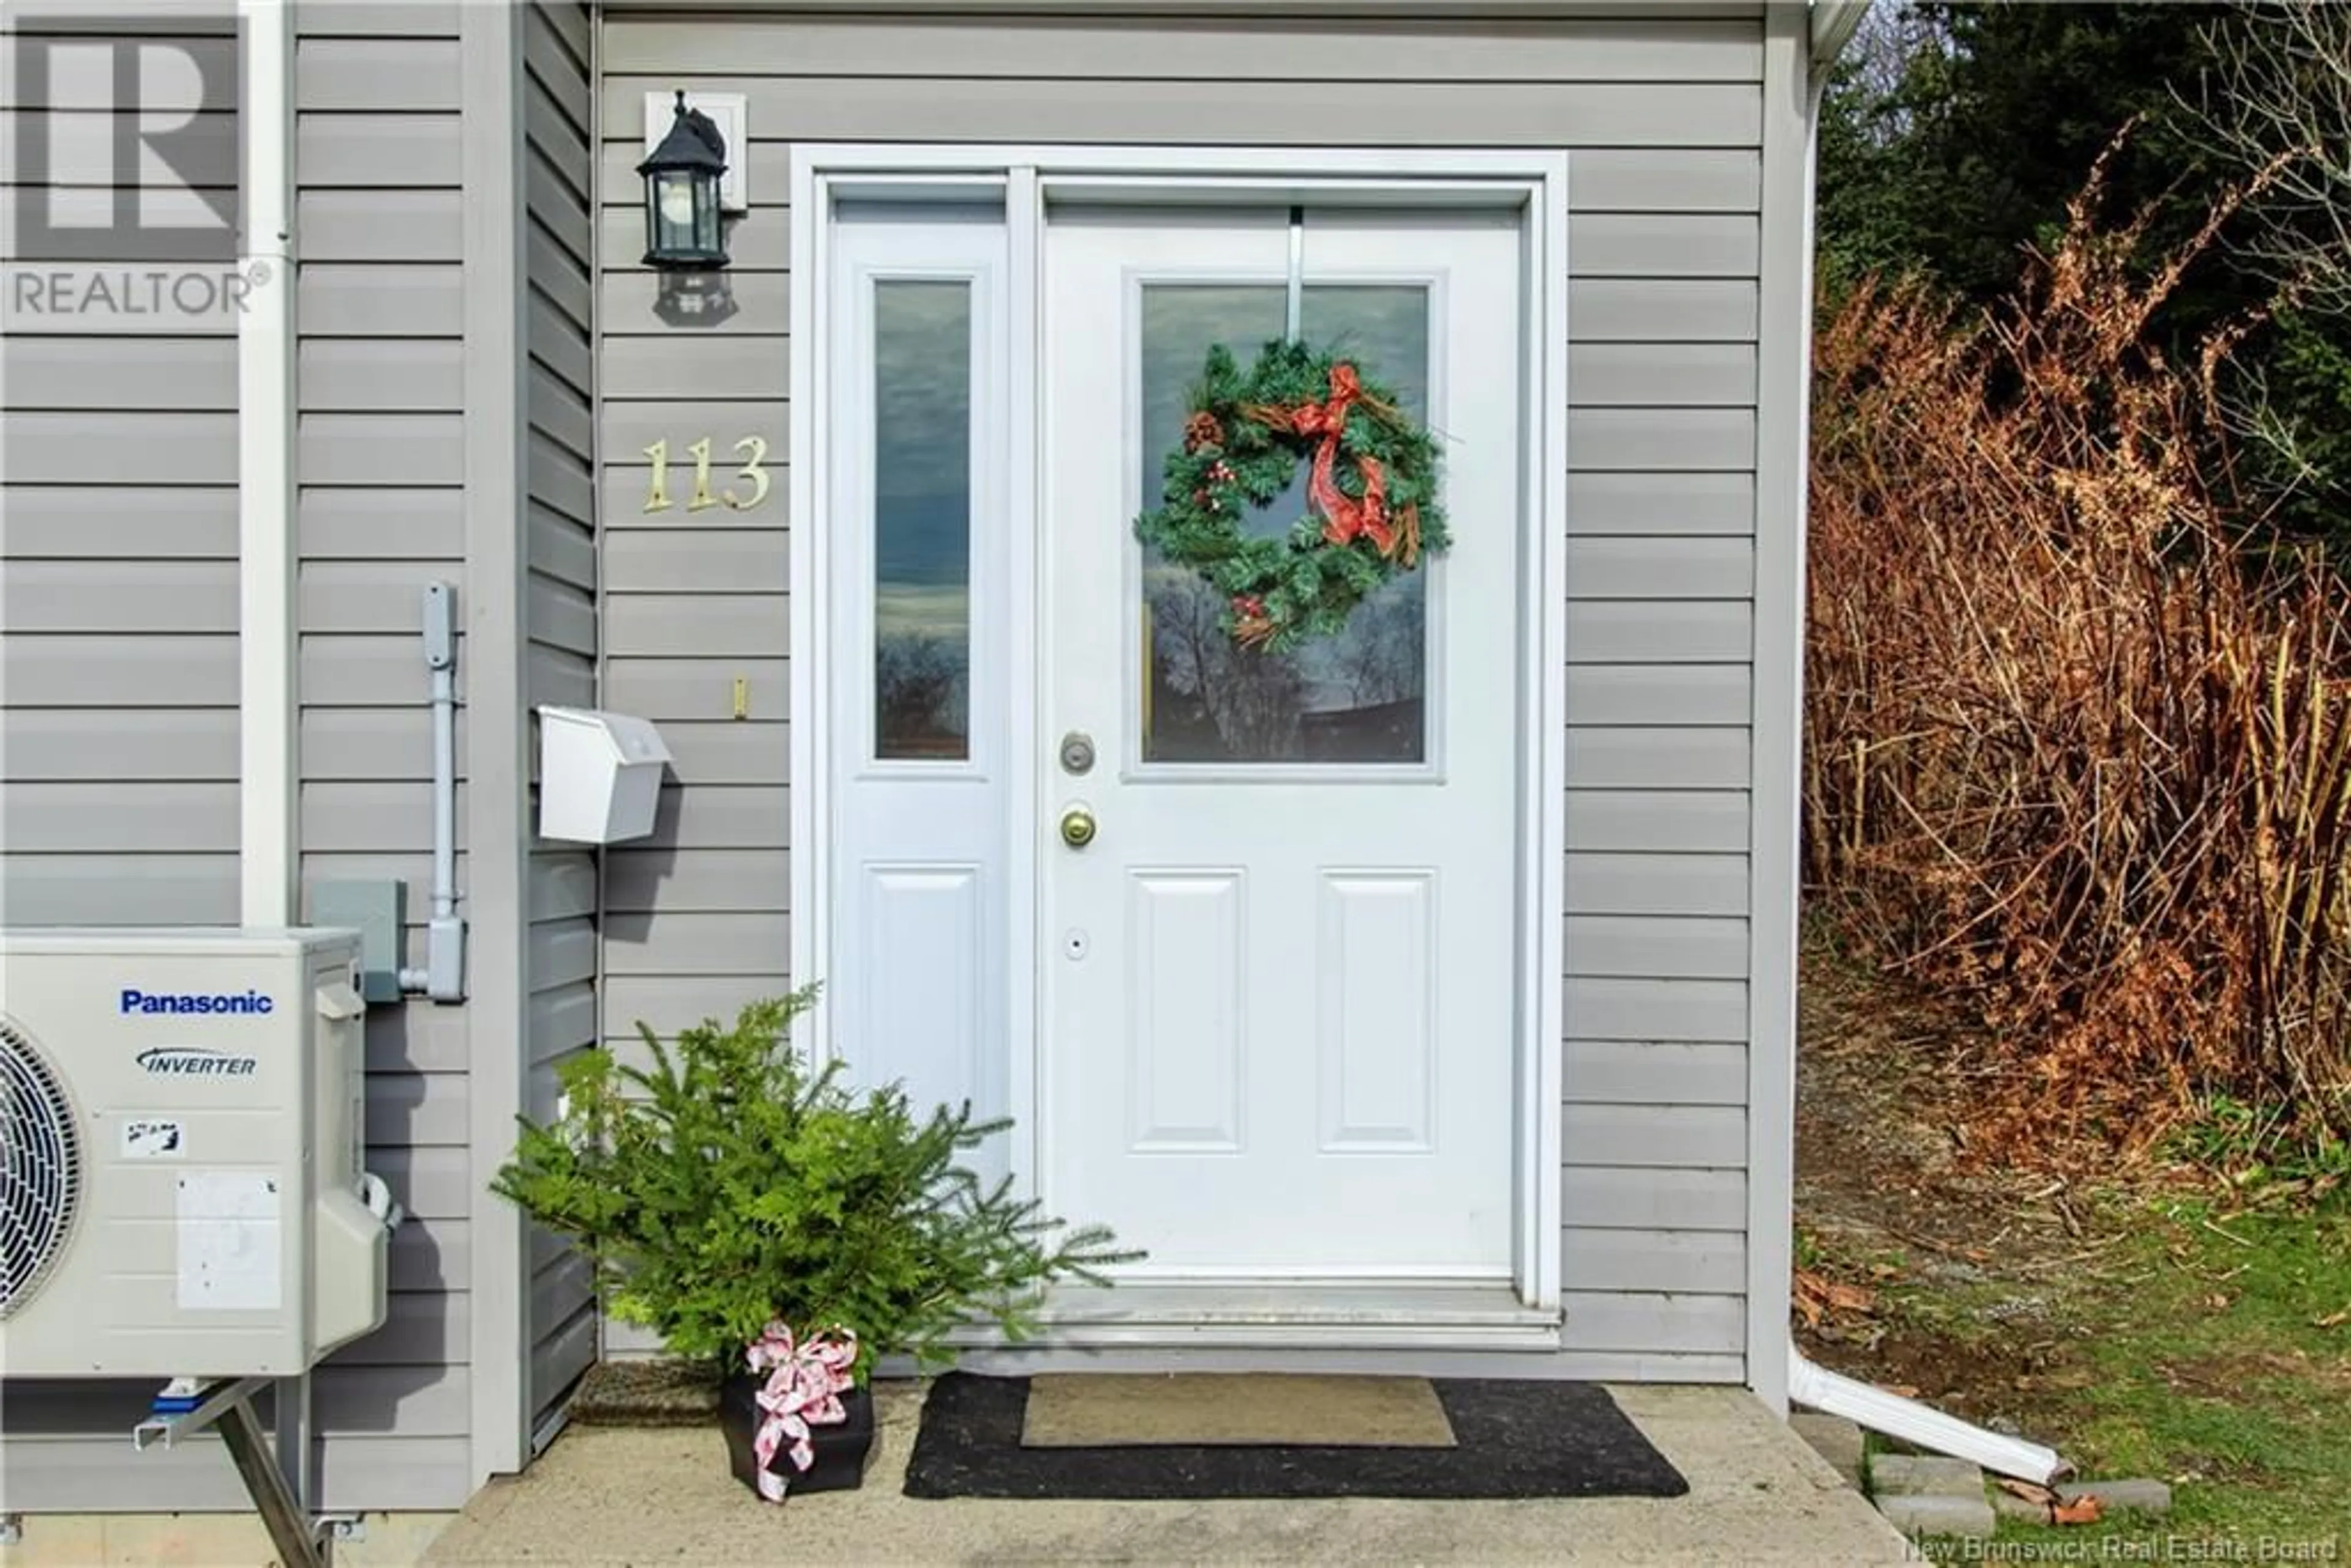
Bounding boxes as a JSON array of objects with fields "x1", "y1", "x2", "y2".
[
  {"x1": 873, "y1": 279, "x2": 973, "y2": 760},
  {"x1": 1138, "y1": 284, "x2": 1433, "y2": 765}
]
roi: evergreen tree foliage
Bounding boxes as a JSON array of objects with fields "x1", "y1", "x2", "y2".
[
  {"x1": 491, "y1": 989, "x2": 1135, "y2": 1381},
  {"x1": 1820, "y1": 3, "x2": 2230, "y2": 304},
  {"x1": 1816, "y1": 1, "x2": 2351, "y2": 550}
]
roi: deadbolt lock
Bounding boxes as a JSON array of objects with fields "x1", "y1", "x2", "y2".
[
  {"x1": 1059, "y1": 731, "x2": 1096, "y2": 775},
  {"x1": 1060, "y1": 806, "x2": 1098, "y2": 849}
]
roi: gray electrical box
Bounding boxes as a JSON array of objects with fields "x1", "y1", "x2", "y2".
[{"x1": 309, "y1": 880, "x2": 407, "y2": 1005}]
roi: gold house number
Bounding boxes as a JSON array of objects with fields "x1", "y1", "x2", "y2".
[{"x1": 642, "y1": 435, "x2": 771, "y2": 513}]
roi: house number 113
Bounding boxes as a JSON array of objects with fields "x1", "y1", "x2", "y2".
[{"x1": 642, "y1": 436, "x2": 771, "y2": 512}]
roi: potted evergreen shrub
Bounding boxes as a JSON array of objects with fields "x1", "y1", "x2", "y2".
[{"x1": 492, "y1": 986, "x2": 1131, "y2": 1501}]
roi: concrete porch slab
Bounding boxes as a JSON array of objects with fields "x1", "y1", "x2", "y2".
[{"x1": 422, "y1": 1382, "x2": 1911, "y2": 1567}]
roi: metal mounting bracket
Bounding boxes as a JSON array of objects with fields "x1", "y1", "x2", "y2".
[{"x1": 133, "y1": 1377, "x2": 334, "y2": 1568}]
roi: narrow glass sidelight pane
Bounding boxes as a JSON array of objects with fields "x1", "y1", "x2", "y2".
[
  {"x1": 874, "y1": 280, "x2": 973, "y2": 760},
  {"x1": 1138, "y1": 283, "x2": 1434, "y2": 765}
]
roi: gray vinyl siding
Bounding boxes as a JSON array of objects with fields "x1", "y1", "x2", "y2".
[
  {"x1": 521, "y1": 0, "x2": 603, "y2": 1436},
  {"x1": 594, "y1": 7, "x2": 1764, "y2": 1379},
  {"x1": 0, "y1": 6, "x2": 242, "y2": 929},
  {"x1": 0, "y1": 7, "x2": 250, "y2": 1502},
  {"x1": 292, "y1": 1, "x2": 475, "y2": 1509}
]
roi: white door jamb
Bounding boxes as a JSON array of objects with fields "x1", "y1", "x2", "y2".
[{"x1": 788, "y1": 146, "x2": 1569, "y2": 1324}]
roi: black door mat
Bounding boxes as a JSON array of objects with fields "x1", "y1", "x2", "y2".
[{"x1": 902, "y1": 1373, "x2": 1689, "y2": 1500}]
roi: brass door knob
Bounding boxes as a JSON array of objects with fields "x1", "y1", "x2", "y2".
[{"x1": 1060, "y1": 806, "x2": 1098, "y2": 849}]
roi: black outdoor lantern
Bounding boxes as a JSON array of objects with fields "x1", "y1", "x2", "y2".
[{"x1": 637, "y1": 89, "x2": 729, "y2": 270}]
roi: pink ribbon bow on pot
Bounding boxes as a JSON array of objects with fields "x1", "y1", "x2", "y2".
[{"x1": 744, "y1": 1321, "x2": 860, "y2": 1503}]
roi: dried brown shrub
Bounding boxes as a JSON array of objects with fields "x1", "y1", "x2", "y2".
[{"x1": 1804, "y1": 158, "x2": 2351, "y2": 1161}]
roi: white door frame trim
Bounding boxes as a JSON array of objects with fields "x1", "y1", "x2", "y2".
[{"x1": 790, "y1": 144, "x2": 1569, "y2": 1315}]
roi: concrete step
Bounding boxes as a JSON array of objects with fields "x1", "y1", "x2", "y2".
[
  {"x1": 1868, "y1": 1454, "x2": 1985, "y2": 1496},
  {"x1": 1789, "y1": 1412, "x2": 1864, "y2": 1491},
  {"x1": 1869, "y1": 1452, "x2": 1994, "y2": 1541},
  {"x1": 1876, "y1": 1492, "x2": 1997, "y2": 1539}
]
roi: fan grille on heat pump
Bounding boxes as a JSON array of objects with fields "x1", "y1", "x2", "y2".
[{"x1": 0, "y1": 1018, "x2": 83, "y2": 1318}]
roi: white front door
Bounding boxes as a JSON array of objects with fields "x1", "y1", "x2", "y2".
[{"x1": 1041, "y1": 208, "x2": 1528, "y2": 1278}]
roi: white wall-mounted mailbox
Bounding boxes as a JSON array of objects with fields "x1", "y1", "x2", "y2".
[{"x1": 537, "y1": 707, "x2": 672, "y2": 844}]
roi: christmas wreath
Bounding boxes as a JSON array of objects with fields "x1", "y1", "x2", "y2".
[{"x1": 1134, "y1": 340, "x2": 1447, "y2": 651}]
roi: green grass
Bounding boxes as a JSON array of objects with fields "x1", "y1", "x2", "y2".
[
  {"x1": 2170, "y1": 1092, "x2": 2351, "y2": 1207},
  {"x1": 1904, "y1": 1197, "x2": 2351, "y2": 1561}
]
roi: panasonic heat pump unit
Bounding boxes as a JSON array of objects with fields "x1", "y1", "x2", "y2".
[{"x1": 0, "y1": 929, "x2": 396, "y2": 1378}]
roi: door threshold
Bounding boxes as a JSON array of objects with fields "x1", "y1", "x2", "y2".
[{"x1": 951, "y1": 1280, "x2": 1562, "y2": 1352}]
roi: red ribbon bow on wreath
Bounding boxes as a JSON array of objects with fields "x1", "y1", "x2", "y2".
[
  {"x1": 1251, "y1": 363, "x2": 1420, "y2": 567},
  {"x1": 744, "y1": 1321, "x2": 858, "y2": 1503}
]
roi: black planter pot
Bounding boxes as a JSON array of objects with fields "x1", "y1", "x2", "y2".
[{"x1": 718, "y1": 1375, "x2": 876, "y2": 1499}]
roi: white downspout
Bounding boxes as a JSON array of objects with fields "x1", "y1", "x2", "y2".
[
  {"x1": 1789, "y1": 1348, "x2": 2068, "y2": 1485},
  {"x1": 237, "y1": 0, "x2": 296, "y2": 931},
  {"x1": 234, "y1": 0, "x2": 318, "y2": 1526},
  {"x1": 1810, "y1": 0, "x2": 1873, "y2": 72}
]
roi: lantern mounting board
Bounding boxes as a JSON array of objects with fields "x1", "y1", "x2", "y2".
[{"x1": 643, "y1": 91, "x2": 747, "y2": 212}]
